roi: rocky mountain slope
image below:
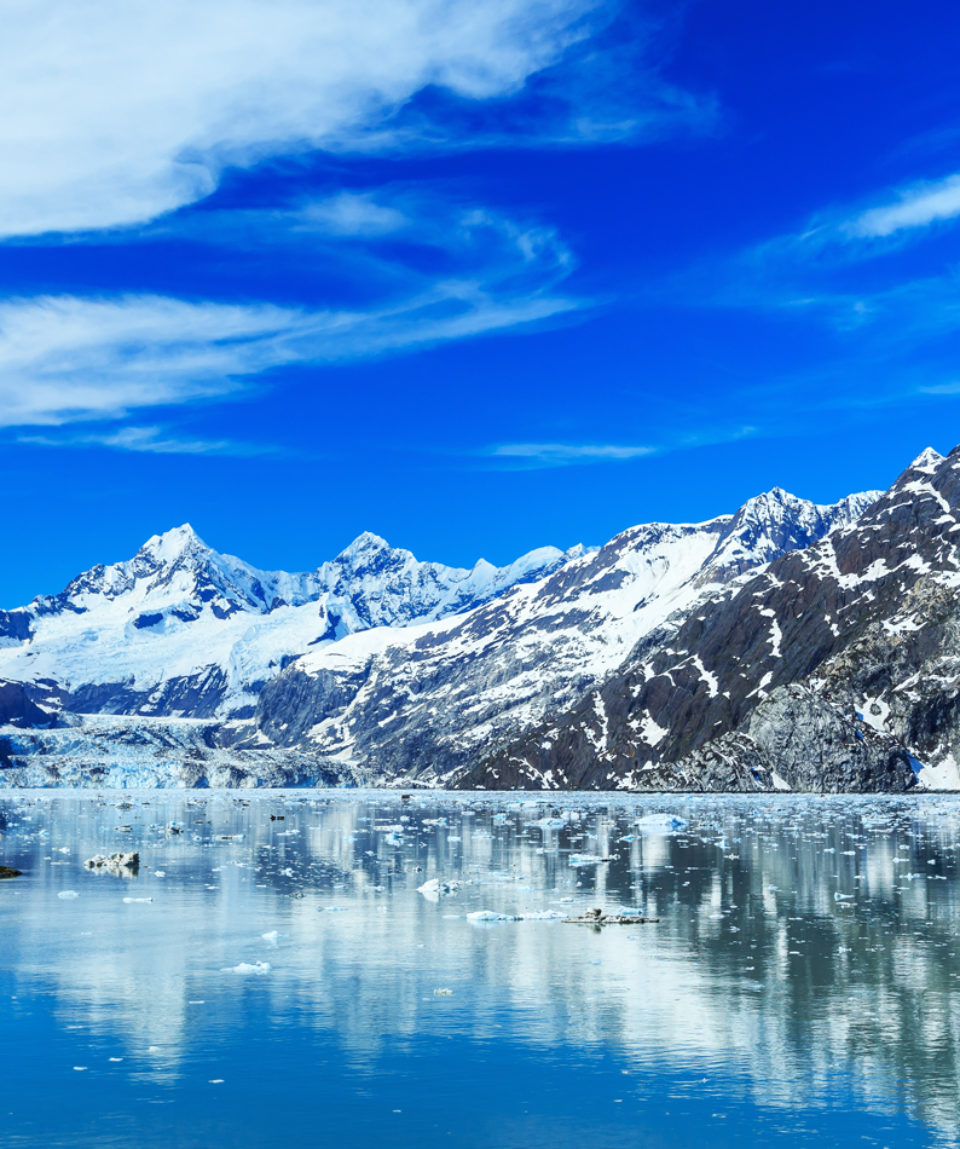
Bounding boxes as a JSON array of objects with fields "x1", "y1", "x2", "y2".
[
  {"x1": 0, "y1": 485, "x2": 878, "y2": 787},
  {"x1": 0, "y1": 525, "x2": 578, "y2": 720},
  {"x1": 458, "y1": 447, "x2": 960, "y2": 793}
]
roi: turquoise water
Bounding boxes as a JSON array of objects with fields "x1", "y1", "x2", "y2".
[{"x1": 1, "y1": 791, "x2": 959, "y2": 1148}]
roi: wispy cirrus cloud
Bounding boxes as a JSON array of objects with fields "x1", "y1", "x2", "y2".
[
  {"x1": 0, "y1": 0, "x2": 709, "y2": 240},
  {"x1": 842, "y1": 173, "x2": 960, "y2": 239},
  {"x1": 490, "y1": 442, "x2": 656, "y2": 465},
  {"x1": 16, "y1": 425, "x2": 272, "y2": 457},
  {"x1": 0, "y1": 180, "x2": 588, "y2": 436},
  {"x1": 741, "y1": 170, "x2": 960, "y2": 271},
  {"x1": 484, "y1": 425, "x2": 758, "y2": 469}
]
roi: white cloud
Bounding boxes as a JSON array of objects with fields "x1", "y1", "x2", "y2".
[
  {"x1": 0, "y1": 0, "x2": 610, "y2": 238},
  {"x1": 845, "y1": 173, "x2": 960, "y2": 239},
  {"x1": 17, "y1": 425, "x2": 268, "y2": 457},
  {"x1": 491, "y1": 442, "x2": 657, "y2": 464},
  {"x1": 0, "y1": 282, "x2": 578, "y2": 431}
]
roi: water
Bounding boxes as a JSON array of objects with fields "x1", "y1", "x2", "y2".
[{"x1": 1, "y1": 791, "x2": 959, "y2": 1148}]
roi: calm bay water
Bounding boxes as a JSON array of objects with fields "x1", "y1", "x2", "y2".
[{"x1": 1, "y1": 790, "x2": 959, "y2": 1148}]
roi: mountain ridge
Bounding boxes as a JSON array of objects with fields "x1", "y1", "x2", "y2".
[{"x1": 0, "y1": 477, "x2": 894, "y2": 788}]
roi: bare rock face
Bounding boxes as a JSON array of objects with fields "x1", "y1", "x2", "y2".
[{"x1": 462, "y1": 446, "x2": 960, "y2": 793}]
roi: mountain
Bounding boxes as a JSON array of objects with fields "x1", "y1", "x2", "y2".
[
  {"x1": 0, "y1": 483, "x2": 880, "y2": 787},
  {"x1": 0, "y1": 526, "x2": 578, "y2": 720},
  {"x1": 245, "y1": 487, "x2": 878, "y2": 783},
  {"x1": 459, "y1": 447, "x2": 960, "y2": 793}
]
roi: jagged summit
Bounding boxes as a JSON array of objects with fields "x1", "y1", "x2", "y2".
[
  {"x1": 138, "y1": 523, "x2": 208, "y2": 563},
  {"x1": 334, "y1": 531, "x2": 393, "y2": 561},
  {"x1": 909, "y1": 446, "x2": 944, "y2": 473}
]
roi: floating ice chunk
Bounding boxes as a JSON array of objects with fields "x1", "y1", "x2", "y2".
[
  {"x1": 224, "y1": 961, "x2": 271, "y2": 975},
  {"x1": 85, "y1": 852, "x2": 139, "y2": 876},
  {"x1": 433, "y1": 987, "x2": 453, "y2": 996},
  {"x1": 635, "y1": 814, "x2": 688, "y2": 834},
  {"x1": 467, "y1": 909, "x2": 565, "y2": 923},
  {"x1": 321, "y1": 906, "x2": 347, "y2": 913},
  {"x1": 568, "y1": 853, "x2": 610, "y2": 867},
  {"x1": 261, "y1": 930, "x2": 279, "y2": 943},
  {"x1": 122, "y1": 896, "x2": 153, "y2": 904},
  {"x1": 57, "y1": 890, "x2": 79, "y2": 900},
  {"x1": 417, "y1": 878, "x2": 461, "y2": 900}
]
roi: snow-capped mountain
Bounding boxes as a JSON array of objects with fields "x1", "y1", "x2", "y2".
[
  {"x1": 460, "y1": 447, "x2": 960, "y2": 793},
  {"x1": 0, "y1": 483, "x2": 880, "y2": 787},
  {"x1": 246, "y1": 486, "x2": 879, "y2": 782},
  {"x1": 0, "y1": 526, "x2": 580, "y2": 719}
]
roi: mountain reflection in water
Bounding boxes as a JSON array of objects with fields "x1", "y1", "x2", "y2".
[{"x1": 1, "y1": 791, "x2": 958, "y2": 1148}]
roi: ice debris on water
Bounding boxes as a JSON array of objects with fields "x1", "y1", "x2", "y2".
[
  {"x1": 57, "y1": 890, "x2": 79, "y2": 900},
  {"x1": 467, "y1": 909, "x2": 565, "y2": 923},
  {"x1": 224, "y1": 961, "x2": 271, "y2": 975},
  {"x1": 568, "y1": 853, "x2": 612, "y2": 867},
  {"x1": 417, "y1": 878, "x2": 461, "y2": 900},
  {"x1": 634, "y1": 814, "x2": 689, "y2": 834},
  {"x1": 84, "y1": 852, "x2": 140, "y2": 876}
]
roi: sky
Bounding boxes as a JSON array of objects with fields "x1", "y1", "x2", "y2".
[{"x1": 5, "y1": 0, "x2": 960, "y2": 603}]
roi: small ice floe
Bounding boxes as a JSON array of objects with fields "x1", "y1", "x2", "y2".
[
  {"x1": 467, "y1": 909, "x2": 565, "y2": 923},
  {"x1": 563, "y1": 907, "x2": 659, "y2": 926},
  {"x1": 209, "y1": 1079, "x2": 225, "y2": 1085},
  {"x1": 261, "y1": 930, "x2": 279, "y2": 944},
  {"x1": 634, "y1": 814, "x2": 688, "y2": 834},
  {"x1": 109, "y1": 1057, "x2": 123, "y2": 1063},
  {"x1": 433, "y1": 987, "x2": 453, "y2": 996},
  {"x1": 73, "y1": 1066, "x2": 88, "y2": 1071},
  {"x1": 84, "y1": 852, "x2": 140, "y2": 876},
  {"x1": 537, "y1": 816, "x2": 570, "y2": 830},
  {"x1": 122, "y1": 896, "x2": 153, "y2": 904},
  {"x1": 154, "y1": 871, "x2": 166, "y2": 878},
  {"x1": 417, "y1": 878, "x2": 461, "y2": 901},
  {"x1": 834, "y1": 892, "x2": 855, "y2": 902},
  {"x1": 568, "y1": 853, "x2": 612, "y2": 867},
  {"x1": 320, "y1": 906, "x2": 346, "y2": 913},
  {"x1": 57, "y1": 890, "x2": 80, "y2": 900},
  {"x1": 223, "y1": 961, "x2": 271, "y2": 975}
]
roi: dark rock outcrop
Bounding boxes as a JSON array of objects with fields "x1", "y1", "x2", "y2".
[{"x1": 461, "y1": 446, "x2": 960, "y2": 792}]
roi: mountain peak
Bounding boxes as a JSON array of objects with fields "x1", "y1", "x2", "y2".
[
  {"x1": 908, "y1": 447, "x2": 943, "y2": 473},
  {"x1": 139, "y1": 523, "x2": 207, "y2": 564},
  {"x1": 336, "y1": 531, "x2": 393, "y2": 560}
]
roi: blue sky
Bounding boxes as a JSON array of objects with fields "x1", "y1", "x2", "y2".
[{"x1": 4, "y1": 0, "x2": 960, "y2": 602}]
